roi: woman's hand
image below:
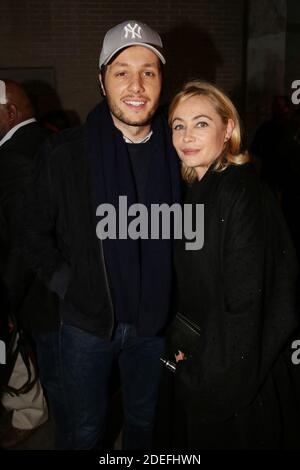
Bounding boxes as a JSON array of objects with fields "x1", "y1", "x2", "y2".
[{"x1": 175, "y1": 350, "x2": 186, "y2": 363}]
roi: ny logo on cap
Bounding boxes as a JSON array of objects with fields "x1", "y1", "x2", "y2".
[{"x1": 124, "y1": 23, "x2": 142, "y2": 39}]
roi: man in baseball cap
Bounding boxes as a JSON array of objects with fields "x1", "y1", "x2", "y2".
[
  {"x1": 23, "y1": 20, "x2": 180, "y2": 450},
  {"x1": 99, "y1": 20, "x2": 166, "y2": 140}
]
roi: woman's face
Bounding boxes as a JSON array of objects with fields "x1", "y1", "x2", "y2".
[{"x1": 171, "y1": 95, "x2": 234, "y2": 180}]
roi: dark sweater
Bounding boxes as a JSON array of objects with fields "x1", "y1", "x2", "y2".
[{"x1": 127, "y1": 140, "x2": 152, "y2": 202}]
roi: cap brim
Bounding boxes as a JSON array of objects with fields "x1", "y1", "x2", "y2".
[{"x1": 100, "y1": 42, "x2": 166, "y2": 68}]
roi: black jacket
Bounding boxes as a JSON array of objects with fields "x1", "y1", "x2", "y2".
[
  {"x1": 22, "y1": 114, "x2": 180, "y2": 338},
  {"x1": 0, "y1": 122, "x2": 58, "y2": 333},
  {"x1": 162, "y1": 163, "x2": 300, "y2": 448}
]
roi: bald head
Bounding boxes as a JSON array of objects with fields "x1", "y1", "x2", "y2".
[{"x1": 0, "y1": 79, "x2": 34, "y2": 139}]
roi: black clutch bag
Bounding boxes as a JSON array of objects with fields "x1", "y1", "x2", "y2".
[{"x1": 166, "y1": 311, "x2": 201, "y2": 360}]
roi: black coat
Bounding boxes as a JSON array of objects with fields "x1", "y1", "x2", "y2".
[
  {"x1": 21, "y1": 111, "x2": 180, "y2": 338},
  {"x1": 21, "y1": 125, "x2": 118, "y2": 338},
  {"x1": 0, "y1": 122, "x2": 58, "y2": 332},
  {"x1": 158, "y1": 163, "x2": 300, "y2": 449}
]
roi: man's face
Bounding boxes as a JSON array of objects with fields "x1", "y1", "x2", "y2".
[
  {"x1": 102, "y1": 46, "x2": 162, "y2": 132},
  {"x1": 0, "y1": 104, "x2": 11, "y2": 139}
]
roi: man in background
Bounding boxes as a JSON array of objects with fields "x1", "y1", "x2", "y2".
[{"x1": 0, "y1": 80, "x2": 52, "y2": 448}]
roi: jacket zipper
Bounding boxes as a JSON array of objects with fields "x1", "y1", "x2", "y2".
[
  {"x1": 98, "y1": 238, "x2": 115, "y2": 338},
  {"x1": 177, "y1": 311, "x2": 201, "y2": 335}
]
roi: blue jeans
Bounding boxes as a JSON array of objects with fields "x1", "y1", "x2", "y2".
[{"x1": 35, "y1": 323, "x2": 164, "y2": 450}]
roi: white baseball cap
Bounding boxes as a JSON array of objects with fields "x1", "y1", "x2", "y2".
[{"x1": 99, "y1": 20, "x2": 166, "y2": 69}]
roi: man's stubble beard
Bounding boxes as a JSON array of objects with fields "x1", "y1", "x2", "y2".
[{"x1": 106, "y1": 96, "x2": 158, "y2": 128}]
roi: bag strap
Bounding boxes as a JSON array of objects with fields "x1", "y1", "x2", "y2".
[{"x1": 1, "y1": 313, "x2": 38, "y2": 396}]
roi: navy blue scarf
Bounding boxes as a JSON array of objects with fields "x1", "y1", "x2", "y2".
[{"x1": 87, "y1": 100, "x2": 180, "y2": 336}]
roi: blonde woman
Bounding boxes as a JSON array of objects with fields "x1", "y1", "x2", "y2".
[{"x1": 162, "y1": 81, "x2": 299, "y2": 449}]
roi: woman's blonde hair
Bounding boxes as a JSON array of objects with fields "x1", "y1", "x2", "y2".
[{"x1": 169, "y1": 80, "x2": 249, "y2": 183}]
